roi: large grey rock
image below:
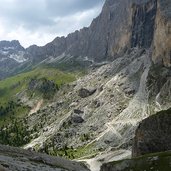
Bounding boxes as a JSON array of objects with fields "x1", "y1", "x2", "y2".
[
  {"x1": 0, "y1": 144, "x2": 89, "y2": 171},
  {"x1": 78, "y1": 88, "x2": 96, "y2": 98},
  {"x1": 71, "y1": 114, "x2": 84, "y2": 123}
]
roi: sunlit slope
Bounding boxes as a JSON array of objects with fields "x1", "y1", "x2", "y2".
[
  {"x1": 0, "y1": 67, "x2": 76, "y2": 126},
  {"x1": 0, "y1": 67, "x2": 76, "y2": 104}
]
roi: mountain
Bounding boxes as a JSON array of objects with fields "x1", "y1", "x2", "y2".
[
  {"x1": 132, "y1": 108, "x2": 171, "y2": 157},
  {"x1": 0, "y1": 40, "x2": 30, "y2": 79},
  {"x1": 0, "y1": 0, "x2": 171, "y2": 170},
  {"x1": 1, "y1": 0, "x2": 171, "y2": 76},
  {"x1": 26, "y1": 0, "x2": 171, "y2": 67},
  {"x1": 0, "y1": 40, "x2": 25, "y2": 61},
  {"x1": 100, "y1": 151, "x2": 171, "y2": 171}
]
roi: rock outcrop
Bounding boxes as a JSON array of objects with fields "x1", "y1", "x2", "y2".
[
  {"x1": 100, "y1": 109, "x2": 171, "y2": 171},
  {"x1": 0, "y1": 144, "x2": 89, "y2": 171},
  {"x1": 78, "y1": 88, "x2": 96, "y2": 98},
  {"x1": 132, "y1": 109, "x2": 171, "y2": 157}
]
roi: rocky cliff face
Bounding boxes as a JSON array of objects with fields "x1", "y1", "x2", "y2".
[
  {"x1": 26, "y1": 0, "x2": 153, "y2": 63},
  {"x1": 1, "y1": 0, "x2": 171, "y2": 170},
  {"x1": 27, "y1": 0, "x2": 133, "y2": 63},
  {"x1": 26, "y1": 0, "x2": 171, "y2": 67},
  {"x1": 131, "y1": 0, "x2": 157, "y2": 48},
  {"x1": 132, "y1": 109, "x2": 171, "y2": 157}
]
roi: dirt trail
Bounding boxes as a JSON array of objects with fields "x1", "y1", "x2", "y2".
[{"x1": 29, "y1": 99, "x2": 43, "y2": 115}]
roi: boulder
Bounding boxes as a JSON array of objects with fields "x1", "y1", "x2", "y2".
[
  {"x1": 71, "y1": 114, "x2": 84, "y2": 123},
  {"x1": 73, "y1": 109, "x2": 84, "y2": 114},
  {"x1": 132, "y1": 108, "x2": 171, "y2": 157},
  {"x1": 78, "y1": 88, "x2": 96, "y2": 98}
]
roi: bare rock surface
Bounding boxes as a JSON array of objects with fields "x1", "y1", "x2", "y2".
[
  {"x1": 132, "y1": 109, "x2": 171, "y2": 157},
  {"x1": 0, "y1": 144, "x2": 89, "y2": 171}
]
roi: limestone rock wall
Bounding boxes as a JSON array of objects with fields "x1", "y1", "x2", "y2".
[{"x1": 152, "y1": 0, "x2": 171, "y2": 66}]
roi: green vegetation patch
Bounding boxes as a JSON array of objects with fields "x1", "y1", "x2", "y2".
[
  {"x1": 0, "y1": 67, "x2": 76, "y2": 104},
  {"x1": 40, "y1": 142, "x2": 98, "y2": 160},
  {"x1": 102, "y1": 151, "x2": 171, "y2": 171},
  {"x1": 0, "y1": 117, "x2": 32, "y2": 147},
  {"x1": 0, "y1": 67, "x2": 76, "y2": 147}
]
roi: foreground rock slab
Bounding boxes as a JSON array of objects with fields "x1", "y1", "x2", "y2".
[{"x1": 0, "y1": 144, "x2": 89, "y2": 171}]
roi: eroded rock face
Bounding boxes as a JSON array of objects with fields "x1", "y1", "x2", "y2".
[
  {"x1": 131, "y1": 0, "x2": 157, "y2": 48},
  {"x1": 152, "y1": 0, "x2": 171, "y2": 67},
  {"x1": 132, "y1": 109, "x2": 171, "y2": 157},
  {"x1": 78, "y1": 88, "x2": 96, "y2": 98}
]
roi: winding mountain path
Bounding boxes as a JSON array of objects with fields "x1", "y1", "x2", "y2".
[{"x1": 29, "y1": 99, "x2": 43, "y2": 115}]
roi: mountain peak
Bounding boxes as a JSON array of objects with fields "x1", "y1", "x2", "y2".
[{"x1": 0, "y1": 40, "x2": 22, "y2": 48}]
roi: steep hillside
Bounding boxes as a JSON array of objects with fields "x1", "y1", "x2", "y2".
[{"x1": 20, "y1": 49, "x2": 171, "y2": 170}]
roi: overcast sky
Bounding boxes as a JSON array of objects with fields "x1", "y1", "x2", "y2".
[{"x1": 0, "y1": 0, "x2": 105, "y2": 48}]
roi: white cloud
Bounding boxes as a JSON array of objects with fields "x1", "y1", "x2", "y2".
[{"x1": 0, "y1": 0, "x2": 105, "y2": 48}]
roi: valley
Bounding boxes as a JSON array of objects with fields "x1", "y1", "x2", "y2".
[{"x1": 0, "y1": 0, "x2": 171, "y2": 171}]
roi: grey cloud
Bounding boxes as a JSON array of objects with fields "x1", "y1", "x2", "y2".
[
  {"x1": 0, "y1": 0, "x2": 105, "y2": 29},
  {"x1": 0, "y1": 0, "x2": 105, "y2": 47},
  {"x1": 46, "y1": 0, "x2": 105, "y2": 17}
]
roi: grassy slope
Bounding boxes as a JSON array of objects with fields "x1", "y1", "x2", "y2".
[
  {"x1": 101, "y1": 151, "x2": 171, "y2": 171},
  {"x1": 0, "y1": 67, "x2": 76, "y2": 125},
  {"x1": 0, "y1": 67, "x2": 77, "y2": 146}
]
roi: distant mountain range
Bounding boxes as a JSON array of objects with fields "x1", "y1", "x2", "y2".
[{"x1": 1, "y1": 0, "x2": 171, "y2": 80}]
